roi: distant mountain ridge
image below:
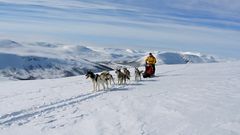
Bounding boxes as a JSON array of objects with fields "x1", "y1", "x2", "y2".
[
  {"x1": 0, "y1": 39, "x2": 218, "y2": 80},
  {"x1": 0, "y1": 53, "x2": 113, "y2": 80}
]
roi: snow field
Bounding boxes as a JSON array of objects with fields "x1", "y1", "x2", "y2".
[{"x1": 0, "y1": 61, "x2": 240, "y2": 135}]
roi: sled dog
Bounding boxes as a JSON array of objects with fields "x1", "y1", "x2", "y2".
[
  {"x1": 115, "y1": 69, "x2": 128, "y2": 85},
  {"x1": 100, "y1": 71, "x2": 115, "y2": 86},
  {"x1": 85, "y1": 71, "x2": 108, "y2": 92},
  {"x1": 134, "y1": 67, "x2": 143, "y2": 81},
  {"x1": 123, "y1": 68, "x2": 131, "y2": 81}
]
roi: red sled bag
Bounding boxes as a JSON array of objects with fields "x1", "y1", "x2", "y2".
[{"x1": 143, "y1": 64, "x2": 154, "y2": 78}]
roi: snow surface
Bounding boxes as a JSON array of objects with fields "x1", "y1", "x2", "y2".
[{"x1": 0, "y1": 61, "x2": 240, "y2": 135}]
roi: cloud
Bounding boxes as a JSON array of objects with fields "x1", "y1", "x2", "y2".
[{"x1": 0, "y1": 0, "x2": 240, "y2": 58}]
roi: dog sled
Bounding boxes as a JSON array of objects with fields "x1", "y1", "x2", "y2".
[{"x1": 142, "y1": 64, "x2": 154, "y2": 78}]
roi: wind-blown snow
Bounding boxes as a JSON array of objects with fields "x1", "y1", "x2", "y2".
[{"x1": 0, "y1": 61, "x2": 239, "y2": 135}]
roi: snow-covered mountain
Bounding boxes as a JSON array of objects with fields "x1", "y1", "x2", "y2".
[
  {"x1": 0, "y1": 53, "x2": 112, "y2": 80},
  {"x1": 0, "y1": 61, "x2": 239, "y2": 135},
  {"x1": 0, "y1": 39, "x2": 218, "y2": 80}
]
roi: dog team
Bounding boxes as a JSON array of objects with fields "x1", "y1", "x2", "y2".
[
  {"x1": 86, "y1": 53, "x2": 157, "y2": 92},
  {"x1": 85, "y1": 67, "x2": 143, "y2": 92}
]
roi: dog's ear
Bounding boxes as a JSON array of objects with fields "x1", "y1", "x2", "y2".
[{"x1": 86, "y1": 70, "x2": 93, "y2": 75}]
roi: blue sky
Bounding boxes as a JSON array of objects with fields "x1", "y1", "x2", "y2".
[{"x1": 0, "y1": 0, "x2": 240, "y2": 58}]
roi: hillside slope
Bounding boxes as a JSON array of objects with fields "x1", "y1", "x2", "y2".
[
  {"x1": 0, "y1": 61, "x2": 239, "y2": 135},
  {"x1": 0, "y1": 40, "x2": 218, "y2": 80}
]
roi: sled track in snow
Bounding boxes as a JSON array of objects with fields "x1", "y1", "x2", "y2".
[
  {"x1": 0, "y1": 91, "x2": 107, "y2": 127},
  {"x1": 0, "y1": 65, "x2": 190, "y2": 128}
]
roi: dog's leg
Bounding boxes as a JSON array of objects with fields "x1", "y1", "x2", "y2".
[
  {"x1": 118, "y1": 77, "x2": 120, "y2": 85},
  {"x1": 94, "y1": 81, "x2": 97, "y2": 92},
  {"x1": 120, "y1": 78, "x2": 123, "y2": 85},
  {"x1": 93, "y1": 81, "x2": 95, "y2": 92},
  {"x1": 111, "y1": 76, "x2": 115, "y2": 85},
  {"x1": 124, "y1": 77, "x2": 126, "y2": 85},
  {"x1": 96, "y1": 82, "x2": 100, "y2": 91},
  {"x1": 140, "y1": 71, "x2": 143, "y2": 81},
  {"x1": 103, "y1": 83, "x2": 106, "y2": 90},
  {"x1": 108, "y1": 76, "x2": 112, "y2": 85},
  {"x1": 106, "y1": 80, "x2": 109, "y2": 89},
  {"x1": 95, "y1": 81, "x2": 98, "y2": 92},
  {"x1": 92, "y1": 80, "x2": 95, "y2": 92},
  {"x1": 108, "y1": 79, "x2": 111, "y2": 85},
  {"x1": 102, "y1": 81, "x2": 106, "y2": 90}
]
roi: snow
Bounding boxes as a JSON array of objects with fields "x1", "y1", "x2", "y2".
[
  {"x1": 0, "y1": 61, "x2": 240, "y2": 135},
  {"x1": 0, "y1": 39, "x2": 219, "y2": 80},
  {"x1": 0, "y1": 39, "x2": 218, "y2": 64},
  {"x1": 0, "y1": 52, "x2": 113, "y2": 80}
]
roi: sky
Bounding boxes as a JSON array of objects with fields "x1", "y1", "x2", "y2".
[{"x1": 0, "y1": 0, "x2": 240, "y2": 58}]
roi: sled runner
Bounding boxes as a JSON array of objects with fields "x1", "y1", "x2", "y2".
[{"x1": 142, "y1": 64, "x2": 154, "y2": 78}]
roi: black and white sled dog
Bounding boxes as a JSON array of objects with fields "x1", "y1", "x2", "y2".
[
  {"x1": 134, "y1": 67, "x2": 143, "y2": 81},
  {"x1": 100, "y1": 71, "x2": 115, "y2": 86},
  {"x1": 123, "y1": 68, "x2": 131, "y2": 81},
  {"x1": 115, "y1": 69, "x2": 129, "y2": 85},
  {"x1": 86, "y1": 71, "x2": 108, "y2": 92}
]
